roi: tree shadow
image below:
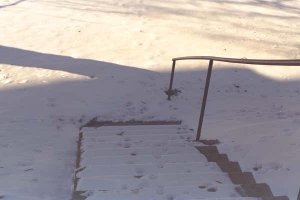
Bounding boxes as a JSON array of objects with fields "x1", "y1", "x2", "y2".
[
  {"x1": 0, "y1": 45, "x2": 154, "y2": 77},
  {"x1": 39, "y1": 0, "x2": 300, "y2": 19},
  {"x1": 0, "y1": 0, "x2": 26, "y2": 8},
  {"x1": 209, "y1": 0, "x2": 300, "y2": 14},
  {"x1": 32, "y1": 0, "x2": 299, "y2": 58}
]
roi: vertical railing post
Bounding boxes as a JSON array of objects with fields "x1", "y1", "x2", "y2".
[
  {"x1": 167, "y1": 60, "x2": 176, "y2": 100},
  {"x1": 297, "y1": 188, "x2": 300, "y2": 200},
  {"x1": 196, "y1": 59, "x2": 214, "y2": 141}
]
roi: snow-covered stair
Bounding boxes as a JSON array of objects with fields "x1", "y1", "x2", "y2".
[{"x1": 73, "y1": 125, "x2": 260, "y2": 200}]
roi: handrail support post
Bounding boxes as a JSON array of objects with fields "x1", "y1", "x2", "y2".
[
  {"x1": 196, "y1": 59, "x2": 214, "y2": 141},
  {"x1": 167, "y1": 60, "x2": 176, "y2": 100}
]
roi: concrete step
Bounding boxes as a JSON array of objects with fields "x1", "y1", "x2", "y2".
[
  {"x1": 78, "y1": 179, "x2": 278, "y2": 199},
  {"x1": 83, "y1": 127, "x2": 189, "y2": 137},
  {"x1": 82, "y1": 133, "x2": 192, "y2": 143},
  {"x1": 77, "y1": 172, "x2": 233, "y2": 190},
  {"x1": 82, "y1": 139, "x2": 192, "y2": 149},
  {"x1": 78, "y1": 184, "x2": 244, "y2": 200},
  {"x1": 72, "y1": 192, "x2": 262, "y2": 200},
  {"x1": 81, "y1": 153, "x2": 208, "y2": 165},
  {"x1": 78, "y1": 162, "x2": 220, "y2": 177},
  {"x1": 83, "y1": 125, "x2": 183, "y2": 131},
  {"x1": 82, "y1": 145, "x2": 200, "y2": 157}
]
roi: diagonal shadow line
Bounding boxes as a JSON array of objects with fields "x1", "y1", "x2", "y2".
[
  {"x1": 0, "y1": 45, "x2": 152, "y2": 77},
  {"x1": 0, "y1": 0, "x2": 27, "y2": 8}
]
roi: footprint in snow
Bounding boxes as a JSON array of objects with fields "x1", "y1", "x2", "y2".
[
  {"x1": 24, "y1": 168, "x2": 33, "y2": 172},
  {"x1": 124, "y1": 137, "x2": 131, "y2": 141},
  {"x1": 116, "y1": 131, "x2": 124, "y2": 136},
  {"x1": 123, "y1": 143, "x2": 131, "y2": 148},
  {"x1": 207, "y1": 187, "x2": 217, "y2": 192},
  {"x1": 131, "y1": 152, "x2": 137, "y2": 156},
  {"x1": 198, "y1": 185, "x2": 206, "y2": 189},
  {"x1": 131, "y1": 189, "x2": 139, "y2": 194},
  {"x1": 253, "y1": 163, "x2": 262, "y2": 171}
]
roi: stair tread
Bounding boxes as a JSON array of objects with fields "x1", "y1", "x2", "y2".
[
  {"x1": 77, "y1": 172, "x2": 234, "y2": 191},
  {"x1": 81, "y1": 153, "x2": 208, "y2": 165},
  {"x1": 80, "y1": 184, "x2": 245, "y2": 200},
  {"x1": 83, "y1": 125, "x2": 182, "y2": 131},
  {"x1": 82, "y1": 145, "x2": 200, "y2": 157},
  {"x1": 83, "y1": 128, "x2": 189, "y2": 137},
  {"x1": 78, "y1": 162, "x2": 222, "y2": 177},
  {"x1": 80, "y1": 161, "x2": 218, "y2": 170},
  {"x1": 82, "y1": 133, "x2": 192, "y2": 143},
  {"x1": 82, "y1": 140, "x2": 192, "y2": 149}
]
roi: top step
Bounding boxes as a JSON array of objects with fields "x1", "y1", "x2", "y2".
[{"x1": 82, "y1": 124, "x2": 184, "y2": 131}]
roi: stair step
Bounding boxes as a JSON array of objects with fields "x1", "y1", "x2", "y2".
[
  {"x1": 77, "y1": 172, "x2": 233, "y2": 190},
  {"x1": 77, "y1": 178, "x2": 237, "y2": 192},
  {"x1": 81, "y1": 153, "x2": 207, "y2": 165},
  {"x1": 83, "y1": 125, "x2": 182, "y2": 131},
  {"x1": 79, "y1": 184, "x2": 243, "y2": 200},
  {"x1": 78, "y1": 162, "x2": 220, "y2": 177},
  {"x1": 82, "y1": 133, "x2": 192, "y2": 143},
  {"x1": 82, "y1": 145, "x2": 199, "y2": 157},
  {"x1": 83, "y1": 128, "x2": 189, "y2": 137},
  {"x1": 82, "y1": 140, "x2": 191, "y2": 149}
]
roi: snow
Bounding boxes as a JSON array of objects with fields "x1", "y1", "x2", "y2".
[
  {"x1": 78, "y1": 126, "x2": 245, "y2": 200},
  {"x1": 0, "y1": 0, "x2": 300, "y2": 199}
]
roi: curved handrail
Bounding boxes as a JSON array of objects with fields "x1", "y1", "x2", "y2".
[
  {"x1": 167, "y1": 56, "x2": 300, "y2": 141},
  {"x1": 172, "y1": 56, "x2": 300, "y2": 66}
]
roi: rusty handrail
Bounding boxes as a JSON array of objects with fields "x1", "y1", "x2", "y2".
[
  {"x1": 167, "y1": 56, "x2": 300, "y2": 141},
  {"x1": 173, "y1": 56, "x2": 300, "y2": 66}
]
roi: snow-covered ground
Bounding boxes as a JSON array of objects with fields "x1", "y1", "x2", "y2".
[{"x1": 0, "y1": 0, "x2": 300, "y2": 199}]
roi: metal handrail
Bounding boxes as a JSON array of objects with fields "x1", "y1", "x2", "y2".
[
  {"x1": 167, "y1": 56, "x2": 300, "y2": 141},
  {"x1": 172, "y1": 56, "x2": 300, "y2": 66}
]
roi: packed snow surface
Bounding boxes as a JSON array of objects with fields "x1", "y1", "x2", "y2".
[
  {"x1": 78, "y1": 125, "x2": 248, "y2": 200},
  {"x1": 0, "y1": 0, "x2": 300, "y2": 199}
]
